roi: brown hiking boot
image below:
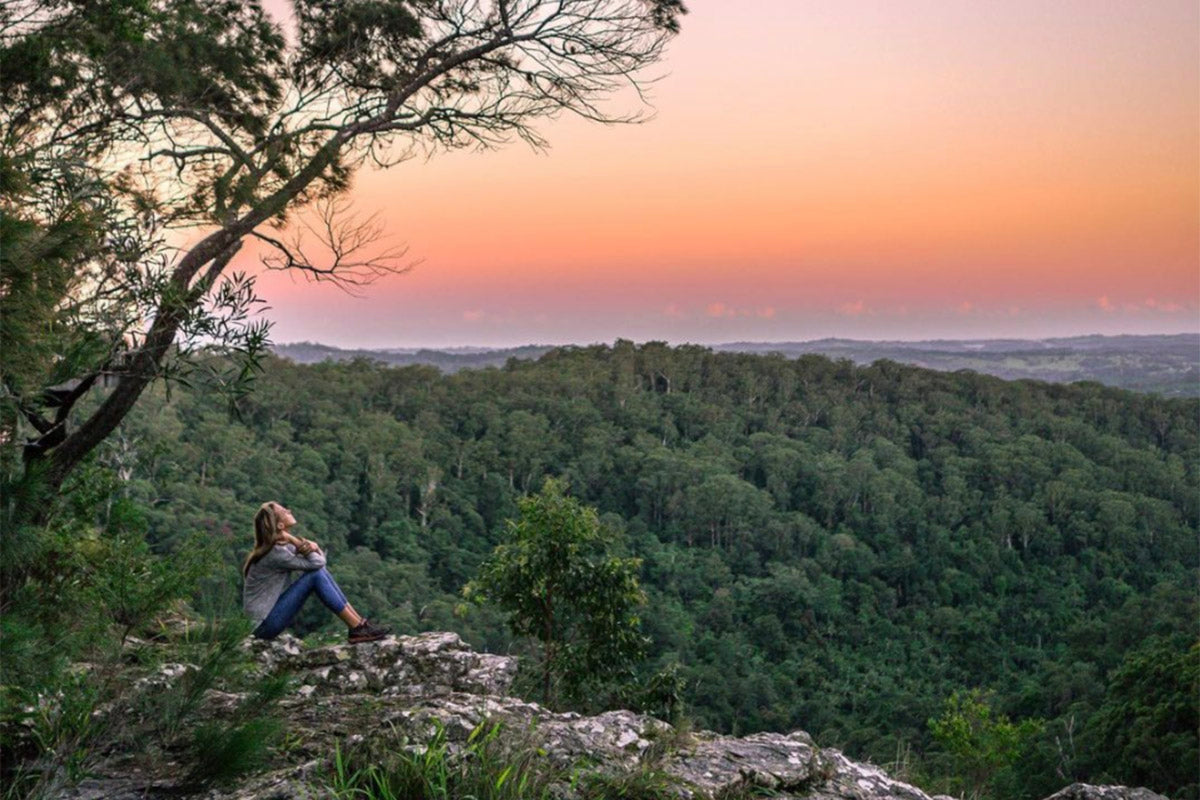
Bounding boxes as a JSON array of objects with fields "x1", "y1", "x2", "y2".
[{"x1": 348, "y1": 619, "x2": 390, "y2": 644}]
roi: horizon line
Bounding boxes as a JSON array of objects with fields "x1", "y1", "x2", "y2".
[{"x1": 270, "y1": 330, "x2": 1200, "y2": 352}]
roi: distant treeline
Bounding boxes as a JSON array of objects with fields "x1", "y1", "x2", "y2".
[
  {"x1": 119, "y1": 342, "x2": 1198, "y2": 799},
  {"x1": 272, "y1": 333, "x2": 1200, "y2": 396}
]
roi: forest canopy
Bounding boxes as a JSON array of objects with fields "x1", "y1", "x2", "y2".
[{"x1": 107, "y1": 343, "x2": 1200, "y2": 799}]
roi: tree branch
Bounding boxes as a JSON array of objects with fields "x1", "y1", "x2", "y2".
[
  {"x1": 45, "y1": 240, "x2": 244, "y2": 487},
  {"x1": 252, "y1": 198, "x2": 413, "y2": 294}
]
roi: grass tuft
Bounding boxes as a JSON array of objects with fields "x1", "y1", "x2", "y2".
[{"x1": 324, "y1": 718, "x2": 561, "y2": 800}]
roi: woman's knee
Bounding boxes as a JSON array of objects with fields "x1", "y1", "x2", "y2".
[
  {"x1": 291, "y1": 568, "x2": 322, "y2": 590},
  {"x1": 309, "y1": 565, "x2": 335, "y2": 583}
]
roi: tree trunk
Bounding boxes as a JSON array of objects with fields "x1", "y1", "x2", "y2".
[
  {"x1": 43, "y1": 237, "x2": 244, "y2": 492},
  {"x1": 32, "y1": 137, "x2": 345, "y2": 501}
]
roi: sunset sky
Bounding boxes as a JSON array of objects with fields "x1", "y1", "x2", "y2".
[{"x1": 248, "y1": 0, "x2": 1199, "y2": 348}]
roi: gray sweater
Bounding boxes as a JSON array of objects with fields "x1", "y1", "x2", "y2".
[{"x1": 243, "y1": 543, "x2": 327, "y2": 627}]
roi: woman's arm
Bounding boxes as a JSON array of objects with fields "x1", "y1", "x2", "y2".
[
  {"x1": 263, "y1": 539, "x2": 327, "y2": 571},
  {"x1": 277, "y1": 532, "x2": 322, "y2": 556}
]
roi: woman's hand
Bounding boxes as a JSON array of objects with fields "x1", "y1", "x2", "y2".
[{"x1": 296, "y1": 538, "x2": 322, "y2": 556}]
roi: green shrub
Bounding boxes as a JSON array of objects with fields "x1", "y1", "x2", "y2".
[
  {"x1": 0, "y1": 466, "x2": 209, "y2": 798},
  {"x1": 625, "y1": 661, "x2": 689, "y2": 724},
  {"x1": 0, "y1": 670, "x2": 108, "y2": 800},
  {"x1": 188, "y1": 717, "x2": 283, "y2": 788},
  {"x1": 463, "y1": 478, "x2": 648, "y2": 710},
  {"x1": 126, "y1": 616, "x2": 258, "y2": 740},
  {"x1": 168, "y1": 639, "x2": 290, "y2": 789},
  {"x1": 925, "y1": 689, "x2": 1044, "y2": 800},
  {"x1": 88, "y1": 526, "x2": 210, "y2": 645}
]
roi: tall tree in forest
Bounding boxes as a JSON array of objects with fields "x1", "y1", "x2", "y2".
[{"x1": 0, "y1": 0, "x2": 685, "y2": 513}]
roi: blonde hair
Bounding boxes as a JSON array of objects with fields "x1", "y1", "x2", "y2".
[{"x1": 242, "y1": 502, "x2": 283, "y2": 578}]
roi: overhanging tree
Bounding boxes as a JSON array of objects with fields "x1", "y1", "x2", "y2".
[{"x1": 0, "y1": 0, "x2": 685, "y2": 508}]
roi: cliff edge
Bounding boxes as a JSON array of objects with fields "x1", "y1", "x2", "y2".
[{"x1": 56, "y1": 632, "x2": 1170, "y2": 800}]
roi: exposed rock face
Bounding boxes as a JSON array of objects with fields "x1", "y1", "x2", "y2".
[
  {"x1": 55, "y1": 633, "x2": 1171, "y2": 800},
  {"x1": 242, "y1": 630, "x2": 518, "y2": 699},
  {"x1": 809, "y1": 749, "x2": 938, "y2": 800},
  {"x1": 663, "y1": 730, "x2": 824, "y2": 796},
  {"x1": 1043, "y1": 785, "x2": 1171, "y2": 800}
]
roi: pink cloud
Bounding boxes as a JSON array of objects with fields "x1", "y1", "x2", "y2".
[
  {"x1": 836, "y1": 300, "x2": 868, "y2": 316},
  {"x1": 1096, "y1": 295, "x2": 1115, "y2": 312},
  {"x1": 706, "y1": 302, "x2": 736, "y2": 318},
  {"x1": 663, "y1": 303, "x2": 685, "y2": 319},
  {"x1": 462, "y1": 309, "x2": 484, "y2": 321},
  {"x1": 756, "y1": 306, "x2": 776, "y2": 319},
  {"x1": 1144, "y1": 297, "x2": 1185, "y2": 313},
  {"x1": 956, "y1": 301, "x2": 974, "y2": 315}
]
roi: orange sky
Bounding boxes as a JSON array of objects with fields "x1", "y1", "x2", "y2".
[{"x1": 248, "y1": 0, "x2": 1199, "y2": 347}]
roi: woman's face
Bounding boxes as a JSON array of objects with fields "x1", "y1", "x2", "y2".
[{"x1": 272, "y1": 504, "x2": 297, "y2": 531}]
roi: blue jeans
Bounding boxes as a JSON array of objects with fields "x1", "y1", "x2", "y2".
[{"x1": 253, "y1": 567, "x2": 349, "y2": 639}]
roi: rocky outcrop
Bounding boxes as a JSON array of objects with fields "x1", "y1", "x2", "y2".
[
  {"x1": 229, "y1": 633, "x2": 872, "y2": 797},
  {"x1": 56, "y1": 633, "x2": 1172, "y2": 800},
  {"x1": 243, "y1": 630, "x2": 518, "y2": 698},
  {"x1": 1043, "y1": 786, "x2": 1170, "y2": 800}
]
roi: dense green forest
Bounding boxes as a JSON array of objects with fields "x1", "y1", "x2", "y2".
[{"x1": 106, "y1": 343, "x2": 1198, "y2": 798}]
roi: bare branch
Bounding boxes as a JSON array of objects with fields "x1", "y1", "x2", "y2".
[{"x1": 253, "y1": 198, "x2": 415, "y2": 294}]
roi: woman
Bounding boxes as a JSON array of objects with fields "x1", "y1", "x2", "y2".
[{"x1": 242, "y1": 501, "x2": 390, "y2": 643}]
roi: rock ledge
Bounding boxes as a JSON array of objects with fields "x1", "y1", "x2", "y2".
[{"x1": 58, "y1": 633, "x2": 1172, "y2": 800}]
